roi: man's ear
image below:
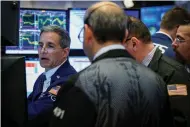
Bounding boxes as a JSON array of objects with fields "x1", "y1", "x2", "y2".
[
  {"x1": 84, "y1": 24, "x2": 93, "y2": 44},
  {"x1": 62, "y1": 47, "x2": 70, "y2": 58},
  {"x1": 131, "y1": 37, "x2": 139, "y2": 51}
]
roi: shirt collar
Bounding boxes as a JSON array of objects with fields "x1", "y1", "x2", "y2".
[
  {"x1": 156, "y1": 31, "x2": 173, "y2": 42},
  {"x1": 141, "y1": 46, "x2": 157, "y2": 67},
  {"x1": 44, "y1": 59, "x2": 67, "y2": 79},
  {"x1": 93, "y1": 44, "x2": 125, "y2": 60}
]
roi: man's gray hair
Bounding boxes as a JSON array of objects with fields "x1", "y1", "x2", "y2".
[{"x1": 40, "y1": 25, "x2": 71, "y2": 48}]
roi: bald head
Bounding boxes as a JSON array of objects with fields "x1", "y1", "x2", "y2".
[{"x1": 84, "y1": 1, "x2": 128, "y2": 44}]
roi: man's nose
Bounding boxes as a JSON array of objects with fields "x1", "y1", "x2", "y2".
[{"x1": 40, "y1": 46, "x2": 48, "y2": 53}]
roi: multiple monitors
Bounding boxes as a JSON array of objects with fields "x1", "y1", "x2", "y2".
[
  {"x1": 6, "y1": 6, "x2": 173, "y2": 98},
  {"x1": 19, "y1": 8, "x2": 67, "y2": 49},
  {"x1": 141, "y1": 5, "x2": 173, "y2": 35}
]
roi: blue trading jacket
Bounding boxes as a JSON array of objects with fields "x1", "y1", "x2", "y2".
[
  {"x1": 27, "y1": 60, "x2": 77, "y2": 120},
  {"x1": 151, "y1": 32, "x2": 175, "y2": 58}
]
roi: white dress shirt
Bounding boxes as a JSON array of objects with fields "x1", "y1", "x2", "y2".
[
  {"x1": 141, "y1": 47, "x2": 157, "y2": 67},
  {"x1": 42, "y1": 59, "x2": 67, "y2": 92}
]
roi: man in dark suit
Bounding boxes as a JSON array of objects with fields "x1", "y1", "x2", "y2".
[
  {"x1": 49, "y1": 2, "x2": 173, "y2": 127},
  {"x1": 172, "y1": 21, "x2": 190, "y2": 74},
  {"x1": 151, "y1": 7, "x2": 189, "y2": 59},
  {"x1": 27, "y1": 25, "x2": 77, "y2": 121},
  {"x1": 123, "y1": 16, "x2": 190, "y2": 127}
]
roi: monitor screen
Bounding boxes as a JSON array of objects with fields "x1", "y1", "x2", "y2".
[
  {"x1": 1, "y1": 55, "x2": 27, "y2": 127},
  {"x1": 19, "y1": 8, "x2": 67, "y2": 51},
  {"x1": 69, "y1": 8, "x2": 140, "y2": 50},
  {"x1": 141, "y1": 5, "x2": 173, "y2": 35},
  {"x1": 25, "y1": 57, "x2": 45, "y2": 96},
  {"x1": 69, "y1": 56, "x2": 91, "y2": 72},
  {"x1": 124, "y1": 9, "x2": 140, "y2": 19},
  {"x1": 69, "y1": 8, "x2": 85, "y2": 50},
  {"x1": 25, "y1": 56, "x2": 90, "y2": 96}
]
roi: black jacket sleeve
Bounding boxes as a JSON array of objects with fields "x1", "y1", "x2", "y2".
[{"x1": 49, "y1": 76, "x2": 97, "y2": 127}]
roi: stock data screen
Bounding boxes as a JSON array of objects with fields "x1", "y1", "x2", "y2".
[
  {"x1": 69, "y1": 8, "x2": 140, "y2": 49},
  {"x1": 69, "y1": 8, "x2": 86, "y2": 49},
  {"x1": 19, "y1": 9, "x2": 67, "y2": 50},
  {"x1": 25, "y1": 58, "x2": 45, "y2": 96},
  {"x1": 141, "y1": 5, "x2": 173, "y2": 35}
]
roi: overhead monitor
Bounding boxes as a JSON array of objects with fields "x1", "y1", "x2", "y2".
[
  {"x1": 124, "y1": 9, "x2": 140, "y2": 19},
  {"x1": 19, "y1": 8, "x2": 67, "y2": 52},
  {"x1": 68, "y1": 8, "x2": 140, "y2": 50},
  {"x1": 141, "y1": 5, "x2": 173, "y2": 35}
]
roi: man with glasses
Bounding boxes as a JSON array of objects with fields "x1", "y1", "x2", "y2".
[
  {"x1": 122, "y1": 16, "x2": 190, "y2": 127},
  {"x1": 27, "y1": 25, "x2": 77, "y2": 124},
  {"x1": 151, "y1": 7, "x2": 190, "y2": 59},
  {"x1": 49, "y1": 2, "x2": 173, "y2": 127},
  {"x1": 172, "y1": 22, "x2": 190, "y2": 74}
]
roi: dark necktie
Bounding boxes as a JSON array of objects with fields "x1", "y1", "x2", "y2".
[{"x1": 35, "y1": 74, "x2": 46, "y2": 100}]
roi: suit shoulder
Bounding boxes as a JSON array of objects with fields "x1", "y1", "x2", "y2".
[{"x1": 161, "y1": 55, "x2": 186, "y2": 71}]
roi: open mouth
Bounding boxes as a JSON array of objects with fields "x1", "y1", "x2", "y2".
[{"x1": 40, "y1": 57, "x2": 49, "y2": 60}]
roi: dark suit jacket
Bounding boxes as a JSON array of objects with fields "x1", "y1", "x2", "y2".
[
  {"x1": 49, "y1": 49, "x2": 174, "y2": 127},
  {"x1": 151, "y1": 32, "x2": 176, "y2": 58},
  {"x1": 27, "y1": 60, "x2": 77, "y2": 120},
  {"x1": 148, "y1": 48, "x2": 190, "y2": 127}
]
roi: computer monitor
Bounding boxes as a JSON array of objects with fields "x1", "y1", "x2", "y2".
[
  {"x1": 141, "y1": 5, "x2": 173, "y2": 35},
  {"x1": 68, "y1": 8, "x2": 140, "y2": 50},
  {"x1": 1, "y1": 55, "x2": 27, "y2": 127},
  {"x1": 19, "y1": 8, "x2": 67, "y2": 51},
  {"x1": 1, "y1": 1, "x2": 20, "y2": 47},
  {"x1": 124, "y1": 9, "x2": 140, "y2": 19},
  {"x1": 69, "y1": 56, "x2": 91, "y2": 72},
  {"x1": 25, "y1": 57, "x2": 45, "y2": 96},
  {"x1": 68, "y1": 8, "x2": 85, "y2": 50}
]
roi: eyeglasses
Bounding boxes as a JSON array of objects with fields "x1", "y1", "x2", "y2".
[
  {"x1": 78, "y1": 4, "x2": 110, "y2": 43},
  {"x1": 37, "y1": 44, "x2": 64, "y2": 53},
  {"x1": 78, "y1": 27, "x2": 84, "y2": 43},
  {"x1": 175, "y1": 37, "x2": 185, "y2": 43},
  {"x1": 125, "y1": 37, "x2": 132, "y2": 42}
]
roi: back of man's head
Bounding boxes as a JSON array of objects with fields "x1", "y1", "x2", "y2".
[
  {"x1": 84, "y1": 1, "x2": 128, "y2": 44},
  {"x1": 127, "y1": 16, "x2": 151, "y2": 44},
  {"x1": 160, "y1": 7, "x2": 190, "y2": 31}
]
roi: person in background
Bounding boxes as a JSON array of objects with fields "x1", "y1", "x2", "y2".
[
  {"x1": 27, "y1": 25, "x2": 77, "y2": 122},
  {"x1": 172, "y1": 21, "x2": 190, "y2": 74},
  {"x1": 122, "y1": 16, "x2": 190, "y2": 127},
  {"x1": 151, "y1": 7, "x2": 190, "y2": 59},
  {"x1": 49, "y1": 2, "x2": 173, "y2": 127}
]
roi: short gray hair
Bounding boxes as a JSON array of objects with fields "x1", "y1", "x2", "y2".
[
  {"x1": 84, "y1": 3, "x2": 127, "y2": 44},
  {"x1": 40, "y1": 25, "x2": 71, "y2": 48}
]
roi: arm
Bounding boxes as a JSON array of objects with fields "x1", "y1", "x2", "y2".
[
  {"x1": 49, "y1": 84, "x2": 97, "y2": 127},
  {"x1": 28, "y1": 92, "x2": 56, "y2": 120}
]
